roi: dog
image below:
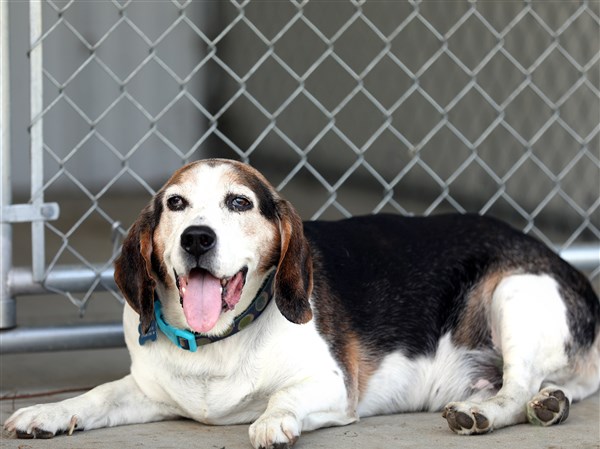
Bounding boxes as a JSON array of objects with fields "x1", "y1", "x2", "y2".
[{"x1": 4, "y1": 158, "x2": 600, "y2": 448}]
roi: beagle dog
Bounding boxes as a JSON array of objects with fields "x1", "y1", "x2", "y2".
[{"x1": 4, "y1": 159, "x2": 600, "y2": 448}]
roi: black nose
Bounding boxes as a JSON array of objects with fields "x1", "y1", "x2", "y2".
[{"x1": 180, "y1": 225, "x2": 217, "y2": 258}]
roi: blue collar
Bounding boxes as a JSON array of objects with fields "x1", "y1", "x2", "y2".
[{"x1": 138, "y1": 271, "x2": 275, "y2": 352}]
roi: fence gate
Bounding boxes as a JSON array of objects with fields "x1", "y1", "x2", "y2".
[{"x1": 1, "y1": 0, "x2": 599, "y2": 353}]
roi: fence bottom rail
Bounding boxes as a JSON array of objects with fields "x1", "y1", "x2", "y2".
[{"x1": 0, "y1": 323, "x2": 124, "y2": 353}]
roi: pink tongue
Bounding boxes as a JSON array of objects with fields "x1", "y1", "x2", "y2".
[{"x1": 182, "y1": 270, "x2": 222, "y2": 333}]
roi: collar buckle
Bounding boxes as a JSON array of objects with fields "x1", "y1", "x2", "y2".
[{"x1": 154, "y1": 301, "x2": 198, "y2": 352}]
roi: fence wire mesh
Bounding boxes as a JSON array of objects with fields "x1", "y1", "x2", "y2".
[{"x1": 18, "y1": 0, "x2": 600, "y2": 313}]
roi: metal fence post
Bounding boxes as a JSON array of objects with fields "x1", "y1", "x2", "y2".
[
  {"x1": 0, "y1": 0, "x2": 16, "y2": 330},
  {"x1": 29, "y1": 0, "x2": 45, "y2": 282}
]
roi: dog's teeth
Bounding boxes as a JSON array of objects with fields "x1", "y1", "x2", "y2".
[
  {"x1": 182, "y1": 286, "x2": 186, "y2": 294},
  {"x1": 220, "y1": 278, "x2": 227, "y2": 287}
]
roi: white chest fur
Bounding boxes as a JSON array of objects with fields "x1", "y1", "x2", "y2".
[{"x1": 123, "y1": 303, "x2": 350, "y2": 426}]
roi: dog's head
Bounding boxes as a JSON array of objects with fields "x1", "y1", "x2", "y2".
[{"x1": 114, "y1": 159, "x2": 313, "y2": 335}]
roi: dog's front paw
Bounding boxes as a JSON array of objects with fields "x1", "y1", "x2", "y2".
[
  {"x1": 3, "y1": 404, "x2": 79, "y2": 439},
  {"x1": 249, "y1": 409, "x2": 300, "y2": 449}
]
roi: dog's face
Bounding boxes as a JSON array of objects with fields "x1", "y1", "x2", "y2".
[{"x1": 115, "y1": 159, "x2": 313, "y2": 335}]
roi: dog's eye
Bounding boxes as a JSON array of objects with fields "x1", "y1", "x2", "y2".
[
  {"x1": 167, "y1": 195, "x2": 187, "y2": 211},
  {"x1": 226, "y1": 194, "x2": 253, "y2": 212}
]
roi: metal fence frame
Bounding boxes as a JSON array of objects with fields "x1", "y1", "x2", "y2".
[{"x1": 1, "y1": 0, "x2": 599, "y2": 353}]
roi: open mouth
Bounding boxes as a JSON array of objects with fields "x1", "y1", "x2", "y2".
[{"x1": 174, "y1": 267, "x2": 248, "y2": 333}]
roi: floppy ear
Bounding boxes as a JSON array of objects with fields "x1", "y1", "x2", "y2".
[
  {"x1": 274, "y1": 199, "x2": 313, "y2": 324},
  {"x1": 114, "y1": 203, "x2": 157, "y2": 334}
]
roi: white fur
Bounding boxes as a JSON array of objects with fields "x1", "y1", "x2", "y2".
[
  {"x1": 490, "y1": 274, "x2": 570, "y2": 387},
  {"x1": 124, "y1": 299, "x2": 353, "y2": 430},
  {"x1": 358, "y1": 334, "x2": 497, "y2": 416}
]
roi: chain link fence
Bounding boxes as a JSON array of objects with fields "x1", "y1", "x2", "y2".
[{"x1": 2, "y1": 0, "x2": 599, "y2": 350}]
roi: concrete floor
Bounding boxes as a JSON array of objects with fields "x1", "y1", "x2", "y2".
[
  {"x1": 1, "y1": 347, "x2": 599, "y2": 449},
  {"x1": 0, "y1": 360, "x2": 599, "y2": 449}
]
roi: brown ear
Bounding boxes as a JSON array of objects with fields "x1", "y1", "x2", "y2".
[
  {"x1": 274, "y1": 199, "x2": 313, "y2": 324},
  {"x1": 114, "y1": 203, "x2": 157, "y2": 334}
]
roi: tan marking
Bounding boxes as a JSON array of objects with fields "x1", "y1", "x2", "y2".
[
  {"x1": 453, "y1": 270, "x2": 510, "y2": 348},
  {"x1": 168, "y1": 158, "x2": 271, "y2": 193},
  {"x1": 152, "y1": 222, "x2": 173, "y2": 289},
  {"x1": 162, "y1": 160, "x2": 202, "y2": 188},
  {"x1": 258, "y1": 223, "x2": 281, "y2": 275},
  {"x1": 224, "y1": 159, "x2": 277, "y2": 193},
  {"x1": 160, "y1": 158, "x2": 237, "y2": 190},
  {"x1": 343, "y1": 332, "x2": 380, "y2": 410},
  {"x1": 310, "y1": 267, "x2": 373, "y2": 414}
]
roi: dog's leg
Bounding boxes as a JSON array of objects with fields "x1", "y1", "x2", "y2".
[
  {"x1": 4, "y1": 374, "x2": 176, "y2": 438},
  {"x1": 248, "y1": 373, "x2": 355, "y2": 449},
  {"x1": 444, "y1": 274, "x2": 573, "y2": 434}
]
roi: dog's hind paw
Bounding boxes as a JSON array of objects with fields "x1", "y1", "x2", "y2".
[
  {"x1": 527, "y1": 388, "x2": 569, "y2": 426},
  {"x1": 443, "y1": 403, "x2": 491, "y2": 435}
]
